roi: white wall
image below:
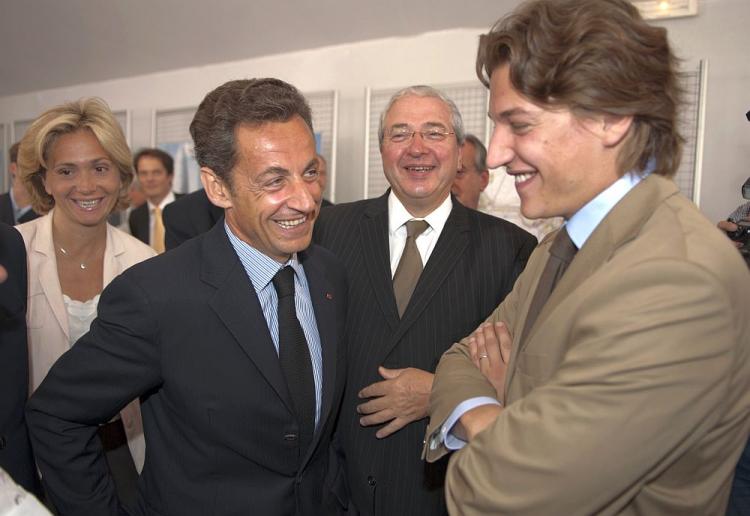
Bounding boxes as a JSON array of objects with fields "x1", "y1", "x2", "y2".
[{"x1": 1, "y1": 0, "x2": 748, "y2": 221}]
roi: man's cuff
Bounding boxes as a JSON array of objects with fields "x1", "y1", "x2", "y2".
[{"x1": 437, "y1": 397, "x2": 501, "y2": 451}]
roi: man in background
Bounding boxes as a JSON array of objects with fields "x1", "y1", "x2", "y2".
[
  {"x1": 451, "y1": 134, "x2": 489, "y2": 210},
  {"x1": 314, "y1": 85, "x2": 536, "y2": 515},
  {"x1": 0, "y1": 143, "x2": 39, "y2": 225},
  {"x1": 128, "y1": 148, "x2": 180, "y2": 253},
  {"x1": 317, "y1": 153, "x2": 333, "y2": 207}
]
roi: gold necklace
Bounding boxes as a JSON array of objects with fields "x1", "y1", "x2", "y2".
[{"x1": 58, "y1": 246, "x2": 87, "y2": 270}]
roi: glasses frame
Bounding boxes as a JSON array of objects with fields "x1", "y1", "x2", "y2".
[{"x1": 385, "y1": 128, "x2": 456, "y2": 145}]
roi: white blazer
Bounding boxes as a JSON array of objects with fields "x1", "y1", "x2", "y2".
[{"x1": 17, "y1": 212, "x2": 156, "y2": 472}]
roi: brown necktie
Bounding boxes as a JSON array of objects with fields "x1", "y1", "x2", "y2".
[
  {"x1": 152, "y1": 206, "x2": 165, "y2": 254},
  {"x1": 393, "y1": 219, "x2": 429, "y2": 318},
  {"x1": 521, "y1": 226, "x2": 577, "y2": 342}
]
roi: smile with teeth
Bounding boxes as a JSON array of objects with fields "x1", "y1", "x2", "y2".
[
  {"x1": 74, "y1": 198, "x2": 103, "y2": 210},
  {"x1": 276, "y1": 216, "x2": 307, "y2": 229},
  {"x1": 513, "y1": 172, "x2": 536, "y2": 184},
  {"x1": 404, "y1": 165, "x2": 435, "y2": 173}
]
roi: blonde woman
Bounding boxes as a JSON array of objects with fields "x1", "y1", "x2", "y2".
[{"x1": 16, "y1": 98, "x2": 155, "y2": 508}]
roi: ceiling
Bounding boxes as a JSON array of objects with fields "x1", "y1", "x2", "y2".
[{"x1": 0, "y1": 0, "x2": 521, "y2": 98}]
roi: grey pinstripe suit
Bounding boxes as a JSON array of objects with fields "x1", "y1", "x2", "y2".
[{"x1": 314, "y1": 192, "x2": 536, "y2": 516}]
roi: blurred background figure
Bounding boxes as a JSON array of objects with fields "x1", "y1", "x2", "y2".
[
  {"x1": 451, "y1": 134, "x2": 489, "y2": 210},
  {"x1": 129, "y1": 148, "x2": 181, "y2": 253},
  {"x1": 15, "y1": 97, "x2": 155, "y2": 510},
  {"x1": 0, "y1": 143, "x2": 40, "y2": 225},
  {"x1": 316, "y1": 153, "x2": 333, "y2": 207}
]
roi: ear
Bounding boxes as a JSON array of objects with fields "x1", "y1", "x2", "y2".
[
  {"x1": 456, "y1": 144, "x2": 463, "y2": 174},
  {"x1": 600, "y1": 114, "x2": 633, "y2": 148},
  {"x1": 200, "y1": 168, "x2": 232, "y2": 209}
]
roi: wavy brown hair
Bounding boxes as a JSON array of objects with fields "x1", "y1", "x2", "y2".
[{"x1": 477, "y1": 0, "x2": 683, "y2": 177}]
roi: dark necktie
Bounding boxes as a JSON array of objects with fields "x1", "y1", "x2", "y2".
[
  {"x1": 521, "y1": 226, "x2": 578, "y2": 342},
  {"x1": 393, "y1": 219, "x2": 430, "y2": 318},
  {"x1": 272, "y1": 266, "x2": 315, "y2": 454}
]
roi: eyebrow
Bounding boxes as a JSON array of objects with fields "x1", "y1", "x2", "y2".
[
  {"x1": 388, "y1": 121, "x2": 450, "y2": 130},
  {"x1": 488, "y1": 108, "x2": 534, "y2": 121},
  {"x1": 258, "y1": 158, "x2": 319, "y2": 178},
  {"x1": 53, "y1": 156, "x2": 111, "y2": 168}
]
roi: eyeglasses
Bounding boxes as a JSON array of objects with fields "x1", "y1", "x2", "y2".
[{"x1": 386, "y1": 128, "x2": 455, "y2": 144}]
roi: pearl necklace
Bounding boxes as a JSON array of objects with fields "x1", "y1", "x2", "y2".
[{"x1": 58, "y1": 246, "x2": 87, "y2": 270}]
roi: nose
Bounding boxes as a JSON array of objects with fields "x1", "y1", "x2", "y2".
[
  {"x1": 76, "y1": 169, "x2": 96, "y2": 193},
  {"x1": 288, "y1": 176, "x2": 319, "y2": 213},
  {"x1": 486, "y1": 125, "x2": 515, "y2": 169},
  {"x1": 406, "y1": 131, "x2": 428, "y2": 155}
]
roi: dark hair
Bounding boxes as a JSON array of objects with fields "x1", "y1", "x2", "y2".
[
  {"x1": 190, "y1": 78, "x2": 314, "y2": 188},
  {"x1": 134, "y1": 147, "x2": 174, "y2": 175},
  {"x1": 477, "y1": 0, "x2": 683, "y2": 177},
  {"x1": 9, "y1": 142, "x2": 20, "y2": 164}
]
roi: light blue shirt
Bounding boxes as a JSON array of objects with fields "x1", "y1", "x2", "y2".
[
  {"x1": 225, "y1": 224, "x2": 323, "y2": 427},
  {"x1": 437, "y1": 169, "x2": 647, "y2": 451}
]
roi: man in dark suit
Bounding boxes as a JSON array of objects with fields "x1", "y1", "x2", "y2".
[
  {"x1": 26, "y1": 78, "x2": 348, "y2": 516},
  {"x1": 313, "y1": 85, "x2": 536, "y2": 515},
  {"x1": 163, "y1": 188, "x2": 223, "y2": 250},
  {"x1": 0, "y1": 223, "x2": 39, "y2": 496},
  {"x1": 0, "y1": 142, "x2": 40, "y2": 225},
  {"x1": 128, "y1": 148, "x2": 182, "y2": 253}
]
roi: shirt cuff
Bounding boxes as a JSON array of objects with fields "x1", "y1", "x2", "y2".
[{"x1": 441, "y1": 397, "x2": 502, "y2": 450}]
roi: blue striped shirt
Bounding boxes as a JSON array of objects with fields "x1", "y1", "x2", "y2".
[{"x1": 225, "y1": 224, "x2": 323, "y2": 427}]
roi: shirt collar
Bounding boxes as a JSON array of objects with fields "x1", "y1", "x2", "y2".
[
  {"x1": 566, "y1": 160, "x2": 654, "y2": 249},
  {"x1": 148, "y1": 191, "x2": 176, "y2": 211},
  {"x1": 224, "y1": 222, "x2": 300, "y2": 293},
  {"x1": 387, "y1": 191, "x2": 453, "y2": 235}
]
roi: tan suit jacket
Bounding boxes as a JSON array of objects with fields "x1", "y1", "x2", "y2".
[
  {"x1": 17, "y1": 212, "x2": 155, "y2": 471},
  {"x1": 426, "y1": 175, "x2": 750, "y2": 515}
]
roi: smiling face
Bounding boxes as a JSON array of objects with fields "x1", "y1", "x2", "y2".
[
  {"x1": 205, "y1": 115, "x2": 321, "y2": 263},
  {"x1": 380, "y1": 95, "x2": 461, "y2": 217},
  {"x1": 487, "y1": 64, "x2": 622, "y2": 220},
  {"x1": 43, "y1": 129, "x2": 121, "y2": 229},
  {"x1": 136, "y1": 155, "x2": 173, "y2": 205}
]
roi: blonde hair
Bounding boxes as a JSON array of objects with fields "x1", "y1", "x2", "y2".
[{"x1": 17, "y1": 97, "x2": 133, "y2": 214}]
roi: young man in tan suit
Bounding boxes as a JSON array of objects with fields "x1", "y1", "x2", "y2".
[{"x1": 425, "y1": 0, "x2": 750, "y2": 514}]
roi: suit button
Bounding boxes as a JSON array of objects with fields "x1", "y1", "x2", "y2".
[
  {"x1": 284, "y1": 433, "x2": 298, "y2": 441},
  {"x1": 367, "y1": 475, "x2": 376, "y2": 486},
  {"x1": 0, "y1": 436, "x2": 6, "y2": 450}
]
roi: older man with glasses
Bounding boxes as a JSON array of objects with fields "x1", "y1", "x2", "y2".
[{"x1": 314, "y1": 85, "x2": 536, "y2": 516}]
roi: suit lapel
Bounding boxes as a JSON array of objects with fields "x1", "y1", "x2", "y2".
[
  {"x1": 300, "y1": 249, "x2": 337, "y2": 429},
  {"x1": 102, "y1": 224, "x2": 124, "y2": 285},
  {"x1": 390, "y1": 201, "x2": 470, "y2": 348},
  {"x1": 201, "y1": 225, "x2": 294, "y2": 416},
  {"x1": 360, "y1": 194, "x2": 400, "y2": 331},
  {"x1": 298, "y1": 247, "x2": 339, "y2": 466},
  {"x1": 33, "y1": 213, "x2": 69, "y2": 342}
]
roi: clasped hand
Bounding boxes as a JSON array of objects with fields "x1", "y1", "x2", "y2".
[
  {"x1": 467, "y1": 321, "x2": 512, "y2": 399},
  {"x1": 357, "y1": 366, "x2": 433, "y2": 439}
]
